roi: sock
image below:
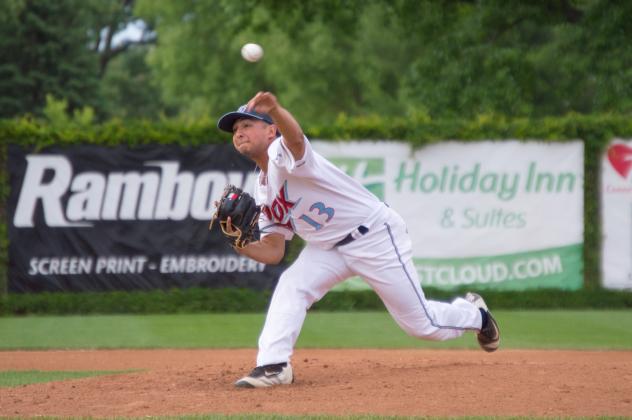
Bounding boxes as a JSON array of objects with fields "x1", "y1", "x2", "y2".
[{"x1": 479, "y1": 308, "x2": 489, "y2": 329}]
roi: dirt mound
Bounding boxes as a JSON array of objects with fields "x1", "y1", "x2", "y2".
[{"x1": 2, "y1": 349, "x2": 631, "y2": 417}]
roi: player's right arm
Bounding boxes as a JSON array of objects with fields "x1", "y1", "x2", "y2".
[{"x1": 246, "y1": 91, "x2": 305, "y2": 161}]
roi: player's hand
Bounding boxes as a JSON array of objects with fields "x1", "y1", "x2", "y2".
[
  {"x1": 214, "y1": 201, "x2": 239, "y2": 236},
  {"x1": 247, "y1": 91, "x2": 279, "y2": 115},
  {"x1": 224, "y1": 216, "x2": 237, "y2": 235},
  {"x1": 225, "y1": 217, "x2": 249, "y2": 253}
]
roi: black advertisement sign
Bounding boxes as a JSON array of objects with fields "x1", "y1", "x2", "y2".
[{"x1": 8, "y1": 144, "x2": 286, "y2": 293}]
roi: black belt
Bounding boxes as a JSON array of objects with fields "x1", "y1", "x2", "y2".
[{"x1": 334, "y1": 225, "x2": 369, "y2": 247}]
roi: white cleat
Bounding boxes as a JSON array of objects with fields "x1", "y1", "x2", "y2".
[
  {"x1": 234, "y1": 362, "x2": 293, "y2": 388},
  {"x1": 465, "y1": 292, "x2": 500, "y2": 352}
]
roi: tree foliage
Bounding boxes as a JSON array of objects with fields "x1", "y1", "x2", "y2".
[
  {"x1": 135, "y1": 0, "x2": 632, "y2": 125},
  {"x1": 0, "y1": 0, "x2": 159, "y2": 120},
  {"x1": 99, "y1": 45, "x2": 166, "y2": 120},
  {"x1": 0, "y1": 0, "x2": 100, "y2": 118},
  {"x1": 1, "y1": 0, "x2": 630, "y2": 123}
]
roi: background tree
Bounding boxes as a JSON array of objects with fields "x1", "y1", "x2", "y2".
[
  {"x1": 89, "y1": 0, "x2": 163, "y2": 120},
  {"x1": 397, "y1": 0, "x2": 632, "y2": 118},
  {"x1": 84, "y1": 0, "x2": 156, "y2": 77},
  {"x1": 135, "y1": 0, "x2": 632, "y2": 125},
  {"x1": 135, "y1": 0, "x2": 408, "y2": 124},
  {"x1": 0, "y1": 0, "x2": 100, "y2": 118},
  {"x1": 100, "y1": 45, "x2": 167, "y2": 119},
  {"x1": 0, "y1": 0, "x2": 161, "y2": 120},
  {"x1": 1, "y1": 0, "x2": 630, "y2": 123}
]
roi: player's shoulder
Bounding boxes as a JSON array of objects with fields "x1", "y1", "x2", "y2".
[
  {"x1": 267, "y1": 136, "x2": 285, "y2": 163},
  {"x1": 268, "y1": 134, "x2": 319, "y2": 173}
]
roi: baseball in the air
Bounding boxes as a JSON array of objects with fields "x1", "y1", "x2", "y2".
[{"x1": 241, "y1": 43, "x2": 264, "y2": 62}]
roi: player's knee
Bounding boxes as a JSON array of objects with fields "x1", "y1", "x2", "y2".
[
  {"x1": 403, "y1": 328, "x2": 447, "y2": 341},
  {"x1": 403, "y1": 326, "x2": 435, "y2": 340},
  {"x1": 399, "y1": 318, "x2": 448, "y2": 341}
]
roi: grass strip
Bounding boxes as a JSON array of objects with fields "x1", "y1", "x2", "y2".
[
  {"x1": 0, "y1": 369, "x2": 135, "y2": 387},
  {"x1": 0, "y1": 310, "x2": 631, "y2": 350}
]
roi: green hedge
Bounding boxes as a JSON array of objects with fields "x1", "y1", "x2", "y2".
[
  {"x1": 1, "y1": 287, "x2": 631, "y2": 315},
  {"x1": 0, "y1": 288, "x2": 272, "y2": 315},
  {"x1": 0, "y1": 141, "x2": 6, "y2": 302},
  {"x1": 2, "y1": 113, "x2": 632, "y2": 309}
]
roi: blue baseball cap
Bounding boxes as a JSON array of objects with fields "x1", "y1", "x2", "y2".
[{"x1": 217, "y1": 104, "x2": 275, "y2": 133}]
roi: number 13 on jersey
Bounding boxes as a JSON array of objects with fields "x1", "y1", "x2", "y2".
[{"x1": 299, "y1": 202, "x2": 334, "y2": 230}]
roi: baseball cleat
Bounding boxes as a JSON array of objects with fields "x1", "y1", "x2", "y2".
[
  {"x1": 465, "y1": 292, "x2": 500, "y2": 352},
  {"x1": 234, "y1": 362, "x2": 293, "y2": 388}
]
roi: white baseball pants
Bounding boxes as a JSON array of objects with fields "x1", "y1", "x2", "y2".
[{"x1": 256, "y1": 207, "x2": 482, "y2": 366}]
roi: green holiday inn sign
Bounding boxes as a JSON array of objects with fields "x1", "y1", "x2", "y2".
[{"x1": 315, "y1": 140, "x2": 583, "y2": 291}]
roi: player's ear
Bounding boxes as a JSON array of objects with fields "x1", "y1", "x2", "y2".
[{"x1": 267, "y1": 123, "x2": 279, "y2": 140}]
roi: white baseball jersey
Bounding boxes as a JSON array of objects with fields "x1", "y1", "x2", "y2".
[
  {"x1": 250, "y1": 135, "x2": 484, "y2": 367},
  {"x1": 254, "y1": 136, "x2": 386, "y2": 247}
]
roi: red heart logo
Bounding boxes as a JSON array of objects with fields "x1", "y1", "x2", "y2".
[{"x1": 607, "y1": 144, "x2": 632, "y2": 179}]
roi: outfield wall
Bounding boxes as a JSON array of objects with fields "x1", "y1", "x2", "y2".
[
  {"x1": 3, "y1": 139, "x2": 585, "y2": 292},
  {"x1": 2, "y1": 115, "x2": 632, "y2": 295}
]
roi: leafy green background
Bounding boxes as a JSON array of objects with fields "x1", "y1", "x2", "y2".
[{"x1": 2, "y1": 1, "x2": 631, "y2": 123}]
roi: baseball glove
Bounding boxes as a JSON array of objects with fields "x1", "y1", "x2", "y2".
[{"x1": 209, "y1": 184, "x2": 261, "y2": 249}]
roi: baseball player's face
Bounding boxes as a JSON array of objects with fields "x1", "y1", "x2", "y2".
[{"x1": 232, "y1": 118, "x2": 275, "y2": 160}]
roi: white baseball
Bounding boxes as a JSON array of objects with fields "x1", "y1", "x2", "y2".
[{"x1": 241, "y1": 43, "x2": 264, "y2": 62}]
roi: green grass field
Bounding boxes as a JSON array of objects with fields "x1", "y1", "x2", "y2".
[
  {"x1": 1, "y1": 310, "x2": 632, "y2": 350},
  {"x1": 0, "y1": 370, "x2": 134, "y2": 387}
]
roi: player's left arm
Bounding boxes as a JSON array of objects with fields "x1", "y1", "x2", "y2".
[
  {"x1": 246, "y1": 91, "x2": 305, "y2": 161},
  {"x1": 223, "y1": 216, "x2": 286, "y2": 265},
  {"x1": 234, "y1": 232, "x2": 286, "y2": 265}
]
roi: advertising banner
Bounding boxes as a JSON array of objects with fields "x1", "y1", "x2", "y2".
[
  {"x1": 601, "y1": 139, "x2": 632, "y2": 290},
  {"x1": 8, "y1": 144, "x2": 286, "y2": 293},
  {"x1": 315, "y1": 140, "x2": 584, "y2": 291}
]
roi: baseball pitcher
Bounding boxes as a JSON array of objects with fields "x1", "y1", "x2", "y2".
[{"x1": 214, "y1": 92, "x2": 500, "y2": 388}]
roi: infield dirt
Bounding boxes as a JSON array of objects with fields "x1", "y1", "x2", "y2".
[{"x1": 1, "y1": 349, "x2": 631, "y2": 417}]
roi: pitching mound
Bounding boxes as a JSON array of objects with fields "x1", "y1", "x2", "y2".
[{"x1": 2, "y1": 349, "x2": 631, "y2": 417}]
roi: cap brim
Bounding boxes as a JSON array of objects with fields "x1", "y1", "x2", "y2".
[{"x1": 217, "y1": 111, "x2": 272, "y2": 133}]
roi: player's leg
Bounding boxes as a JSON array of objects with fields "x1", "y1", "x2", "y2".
[
  {"x1": 257, "y1": 244, "x2": 352, "y2": 365},
  {"x1": 341, "y1": 208, "x2": 494, "y2": 343},
  {"x1": 235, "y1": 244, "x2": 352, "y2": 387}
]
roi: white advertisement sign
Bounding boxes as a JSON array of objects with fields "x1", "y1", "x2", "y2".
[
  {"x1": 601, "y1": 139, "x2": 632, "y2": 290},
  {"x1": 314, "y1": 140, "x2": 584, "y2": 291}
]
